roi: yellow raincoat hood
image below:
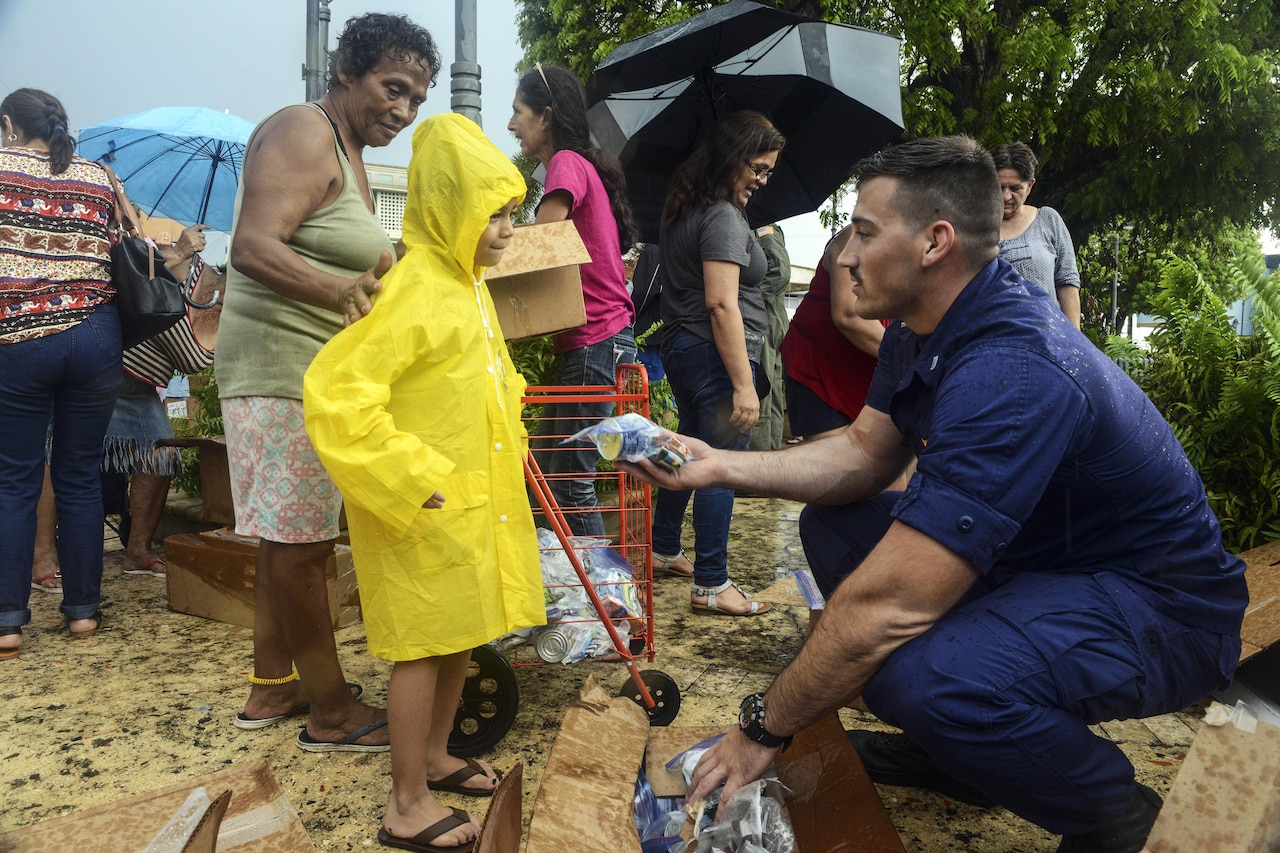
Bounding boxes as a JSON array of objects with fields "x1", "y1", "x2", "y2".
[{"x1": 402, "y1": 113, "x2": 526, "y2": 281}]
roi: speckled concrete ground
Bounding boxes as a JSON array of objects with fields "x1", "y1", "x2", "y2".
[{"x1": 0, "y1": 497, "x2": 1204, "y2": 851}]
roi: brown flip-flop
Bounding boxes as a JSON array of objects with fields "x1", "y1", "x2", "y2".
[
  {"x1": 428, "y1": 758, "x2": 500, "y2": 797},
  {"x1": 377, "y1": 807, "x2": 475, "y2": 852}
]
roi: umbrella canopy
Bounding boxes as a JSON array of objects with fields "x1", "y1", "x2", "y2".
[
  {"x1": 587, "y1": 0, "x2": 904, "y2": 242},
  {"x1": 77, "y1": 107, "x2": 256, "y2": 232}
]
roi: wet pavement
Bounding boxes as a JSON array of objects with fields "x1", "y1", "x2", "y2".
[{"x1": 0, "y1": 496, "x2": 1204, "y2": 851}]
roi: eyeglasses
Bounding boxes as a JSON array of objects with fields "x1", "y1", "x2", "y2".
[{"x1": 746, "y1": 162, "x2": 775, "y2": 181}]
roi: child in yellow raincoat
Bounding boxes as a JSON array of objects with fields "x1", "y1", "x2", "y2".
[{"x1": 303, "y1": 113, "x2": 545, "y2": 853}]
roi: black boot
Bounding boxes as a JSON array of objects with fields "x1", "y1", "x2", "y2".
[
  {"x1": 846, "y1": 730, "x2": 996, "y2": 807},
  {"x1": 1056, "y1": 783, "x2": 1162, "y2": 853}
]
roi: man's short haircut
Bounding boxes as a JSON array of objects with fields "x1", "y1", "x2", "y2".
[
  {"x1": 991, "y1": 142, "x2": 1038, "y2": 182},
  {"x1": 854, "y1": 135, "x2": 1002, "y2": 262}
]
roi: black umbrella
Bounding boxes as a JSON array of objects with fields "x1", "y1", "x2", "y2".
[{"x1": 586, "y1": 0, "x2": 904, "y2": 242}]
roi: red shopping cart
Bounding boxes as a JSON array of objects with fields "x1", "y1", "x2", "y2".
[{"x1": 449, "y1": 363, "x2": 681, "y2": 756}]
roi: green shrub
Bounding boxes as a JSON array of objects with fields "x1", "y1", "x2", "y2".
[
  {"x1": 170, "y1": 366, "x2": 223, "y2": 496},
  {"x1": 1105, "y1": 256, "x2": 1280, "y2": 552}
]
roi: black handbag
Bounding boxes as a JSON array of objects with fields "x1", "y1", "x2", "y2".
[{"x1": 101, "y1": 165, "x2": 187, "y2": 348}]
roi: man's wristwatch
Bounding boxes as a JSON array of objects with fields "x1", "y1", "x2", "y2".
[{"x1": 738, "y1": 692, "x2": 793, "y2": 751}]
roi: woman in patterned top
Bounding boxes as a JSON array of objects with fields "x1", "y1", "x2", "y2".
[{"x1": 0, "y1": 88, "x2": 123, "y2": 658}]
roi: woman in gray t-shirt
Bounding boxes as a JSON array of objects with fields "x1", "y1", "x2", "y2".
[
  {"x1": 650, "y1": 111, "x2": 784, "y2": 618},
  {"x1": 993, "y1": 143, "x2": 1082, "y2": 328}
]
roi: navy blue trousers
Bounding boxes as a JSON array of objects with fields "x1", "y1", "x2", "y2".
[{"x1": 799, "y1": 496, "x2": 1239, "y2": 835}]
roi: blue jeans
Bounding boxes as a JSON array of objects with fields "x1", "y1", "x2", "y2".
[
  {"x1": 0, "y1": 304, "x2": 123, "y2": 627},
  {"x1": 533, "y1": 329, "x2": 637, "y2": 537},
  {"x1": 799, "y1": 497, "x2": 1240, "y2": 835},
  {"x1": 651, "y1": 331, "x2": 753, "y2": 588}
]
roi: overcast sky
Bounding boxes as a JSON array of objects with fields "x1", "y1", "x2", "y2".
[
  {"x1": 0, "y1": 0, "x2": 847, "y2": 265},
  {"x1": 0, "y1": 0, "x2": 524, "y2": 163}
]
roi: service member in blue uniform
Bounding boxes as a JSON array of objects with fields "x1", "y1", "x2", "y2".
[{"x1": 618, "y1": 135, "x2": 1248, "y2": 853}]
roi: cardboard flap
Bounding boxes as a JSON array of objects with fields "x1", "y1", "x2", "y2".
[
  {"x1": 524, "y1": 675, "x2": 650, "y2": 853},
  {"x1": 777, "y1": 717, "x2": 906, "y2": 852},
  {"x1": 475, "y1": 763, "x2": 523, "y2": 853},
  {"x1": 0, "y1": 759, "x2": 314, "y2": 852},
  {"x1": 644, "y1": 726, "x2": 730, "y2": 798},
  {"x1": 486, "y1": 220, "x2": 590, "y2": 279},
  {"x1": 1142, "y1": 702, "x2": 1280, "y2": 852},
  {"x1": 1239, "y1": 539, "x2": 1280, "y2": 663}
]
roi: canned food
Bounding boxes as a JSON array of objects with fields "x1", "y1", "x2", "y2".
[{"x1": 534, "y1": 627, "x2": 571, "y2": 663}]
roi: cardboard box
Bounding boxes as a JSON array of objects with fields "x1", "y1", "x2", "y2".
[
  {"x1": 1142, "y1": 701, "x2": 1280, "y2": 852},
  {"x1": 164, "y1": 527, "x2": 361, "y2": 629},
  {"x1": 159, "y1": 436, "x2": 235, "y2": 526},
  {"x1": 139, "y1": 212, "x2": 188, "y2": 246},
  {"x1": 1238, "y1": 538, "x2": 1280, "y2": 663},
  {"x1": 485, "y1": 220, "x2": 590, "y2": 340},
  {"x1": 520, "y1": 675, "x2": 904, "y2": 852},
  {"x1": 0, "y1": 758, "x2": 316, "y2": 852}
]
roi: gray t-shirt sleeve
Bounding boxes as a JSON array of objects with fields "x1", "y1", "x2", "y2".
[
  {"x1": 698, "y1": 203, "x2": 754, "y2": 266},
  {"x1": 999, "y1": 207, "x2": 1080, "y2": 297}
]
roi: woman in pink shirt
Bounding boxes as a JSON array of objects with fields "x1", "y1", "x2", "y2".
[{"x1": 509, "y1": 64, "x2": 639, "y2": 538}]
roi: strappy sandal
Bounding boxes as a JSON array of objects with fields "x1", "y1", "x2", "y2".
[
  {"x1": 690, "y1": 580, "x2": 771, "y2": 617},
  {"x1": 653, "y1": 550, "x2": 694, "y2": 578}
]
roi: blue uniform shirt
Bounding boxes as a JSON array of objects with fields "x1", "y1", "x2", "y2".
[{"x1": 867, "y1": 259, "x2": 1247, "y2": 635}]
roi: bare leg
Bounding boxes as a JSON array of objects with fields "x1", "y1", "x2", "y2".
[
  {"x1": 122, "y1": 474, "x2": 169, "y2": 574},
  {"x1": 32, "y1": 465, "x2": 61, "y2": 589},
  {"x1": 241, "y1": 538, "x2": 387, "y2": 745},
  {"x1": 427, "y1": 650, "x2": 498, "y2": 791},
  {"x1": 384, "y1": 653, "x2": 480, "y2": 847}
]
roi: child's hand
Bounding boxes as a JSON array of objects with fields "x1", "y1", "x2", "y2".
[
  {"x1": 339, "y1": 249, "x2": 393, "y2": 326},
  {"x1": 423, "y1": 491, "x2": 446, "y2": 509}
]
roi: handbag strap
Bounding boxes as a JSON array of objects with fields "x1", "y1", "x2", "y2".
[{"x1": 99, "y1": 163, "x2": 157, "y2": 281}]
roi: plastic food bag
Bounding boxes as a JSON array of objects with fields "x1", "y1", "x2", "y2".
[
  {"x1": 694, "y1": 780, "x2": 796, "y2": 853},
  {"x1": 634, "y1": 766, "x2": 689, "y2": 853},
  {"x1": 667, "y1": 735, "x2": 796, "y2": 853},
  {"x1": 566, "y1": 412, "x2": 692, "y2": 471}
]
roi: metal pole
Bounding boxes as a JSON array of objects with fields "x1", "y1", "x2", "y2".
[
  {"x1": 303, "y1": 0, "x2": 332, "y2": 102},
  {"x1": 451, "y1": 0, "x2": 482, "y2": 124},
  {"x1": 1111, "y1": 232, "x2": 1120, "y2": 333}
]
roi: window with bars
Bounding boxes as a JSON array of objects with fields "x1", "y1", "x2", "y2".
[{"x1": 375, "y1": 189, "x2": 407, "y2": 238}]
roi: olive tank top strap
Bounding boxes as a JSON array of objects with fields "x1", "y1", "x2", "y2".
[{"x1": 308, "y1": 102, "x2": 349, "y2": 161}]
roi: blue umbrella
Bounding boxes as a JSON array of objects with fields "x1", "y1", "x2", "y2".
[{"x1": 77, "y1": 106, "x2": 256, "y2": 232}]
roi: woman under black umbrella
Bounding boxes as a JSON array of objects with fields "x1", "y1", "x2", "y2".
[{"x1": 651, "y1": 110, "x2": 784, "y2": 616}]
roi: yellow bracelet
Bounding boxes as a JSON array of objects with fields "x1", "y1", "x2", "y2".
[{"x1": 247, "y1": 669, "x2": 298, "y2": 686}]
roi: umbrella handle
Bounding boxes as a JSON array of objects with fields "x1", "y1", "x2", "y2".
[{"x1": 184, "y1": 288, "x2": 220, "y2": 309}]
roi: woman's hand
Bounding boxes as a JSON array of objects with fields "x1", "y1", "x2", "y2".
[
  {"x1": 340, "y1": 250, "x2": 393, "y2": 326},
  {"x1": 731, "y1": 385, "x2": 760, "y2": 433},
  {"x1": 423, "y1": 491, "x2": 446, "y2": 509}
]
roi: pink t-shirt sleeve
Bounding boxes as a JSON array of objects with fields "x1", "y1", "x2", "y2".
[{"x1": 542, "y1": 150, "x2": 634, "y2": 353}]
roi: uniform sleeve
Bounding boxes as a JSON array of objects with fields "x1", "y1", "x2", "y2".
[
  {"x1": 891, "y1": 346, "x2": 1092, "y2": 572},
  {"x1": 303, "y1": 293, "x2": 456, "y2": 538}
]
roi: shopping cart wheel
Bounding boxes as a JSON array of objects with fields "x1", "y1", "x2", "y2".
[
  {"x1": 450, "y1": 645, "x2": 519, "y2": 757},
  {"x1": 618, "y1": 669, "x2": 681, "y2": 726}
]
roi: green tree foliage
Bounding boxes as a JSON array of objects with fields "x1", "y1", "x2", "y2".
[
  {"x1": 516, "y1": 1, "x2": 713, "y2": 79},
  {"x1": 517, "y1": 0, "x2": 1280, "y2": 290},
  {"x1": 817, "y1": 0, "x2": 1280, "y2": 247},
  {"x1": 1106, "y1": 258, "x2": 1280, "y2": 551}
]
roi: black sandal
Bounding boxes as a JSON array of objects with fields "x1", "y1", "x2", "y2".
[
  {"x1": 69, "y1": 610, "x2": 103, "y2": 639},
  {"x1": 0, "y1": 626, "x2": 20, "y2": 660}
]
